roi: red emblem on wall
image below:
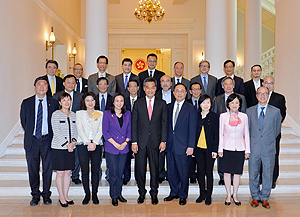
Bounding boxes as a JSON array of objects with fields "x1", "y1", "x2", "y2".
[{"x1": 134, "y1": 59, "x2": 147, "y2": 71}]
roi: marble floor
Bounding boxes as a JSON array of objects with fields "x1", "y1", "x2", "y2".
[{"x1": 1, "y1": 194, "x2": 299, "y2": 217}]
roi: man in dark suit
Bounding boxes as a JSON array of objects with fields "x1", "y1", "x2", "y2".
[
  {"x1": 115, "y1": 58, "x2": 139, "y2": 99},
  {"x1": 244, "y1": 64, "x2": 264, "y2": 108},
  {"x1": 191, "y1": 60, "x2": 217, "y2": 99},
  {"x1": 138, "y1": 53, "x2": 165, "y2": 97},
  {"x1": 171, "y1": 62, "x2": 191, "y2": 99},
  {"x1": 131, "y1": 77, "x2": 167, "y2": 205},
  {"x1": 42, "y1": 60, "x2": 63, "y2": 97},
  {"x1": 73, "y1": 63, "x2": 88, "y2": 93},
  {"x1": 20, "y1": 77, "x2": 59, "y2": 206},
  {"x1": 247, "y1": 87, "x2": 281, "y2": 209},
  {"x1": 164, "y1": 83, "x2": 198, "y2": 206},
  {"x1": 263, "y1": 76, "x2": 287, "y2": 189},
  {"x1": 216, "y1": 60, "x2": 244, "y2": 96},
  {"x1": 52, "y1": 74, "x2": 83, "y2": 185},
  {"x1": 88, "y1": 55, "x2": 116, "y2": 96}
]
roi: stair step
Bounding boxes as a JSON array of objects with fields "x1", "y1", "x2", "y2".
[{"x1": 281, "y1": 134, "x2": 300, "y2": 144}]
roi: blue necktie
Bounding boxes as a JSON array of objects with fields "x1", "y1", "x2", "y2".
[
  {"x1": 100, "y1": 95, "x2": 105, "y2": 112},
  {"x1": 194, "y1": 100, "x2": 198, "y2": 110},
  {"x1": 203, "y1": 77, "x2": 207, "y2": 92},
  {"x1": 149, "y1": 71, "x2": 153, "y2": 77},
  {"x1": 124, "y1": 75, "x2": 128, "y2": 89},
  {"x1": 36, "y1": 99, "x2": 43, "y2": 139},
  {"x1": 76, "y1": 79, "x2": 80, "y2": 92},
  {"x1": 259, "y1": 107, "x2": 265, "y2": 129},
  {"x1": 177, "y1": 78, "x2": 180, "y2": 84}
]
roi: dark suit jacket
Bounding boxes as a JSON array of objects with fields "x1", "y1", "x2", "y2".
[
  {"x1": 268, "y1": 91, "x2": 286, "y2": 123},
  {"x1": 42, "y1": 75, "x2": 64, "y2": 97},
  {"x1": 52, "y1": 91, "x2": 83, "y2": 112},
  {"x1": 131, "y1": 97, "x2": 167, "y2": 150},
  {"x1": 20, "y1": 95, "x2": 59, "y2": 151},
  {"x1": 96, "y1": 93, "x2": 112, "y2": 111},
  {"x1": 171, "y1": 77, "x2": 191, "y2": 99},
  {"x1": 115, "y1": 73, "x2": 139, "y2": 98},
  {"x1": 212, "y1": 93, "x2": 247, "y2": 115},
  {"x1": 138, "y1": 69, "x2": 165, "y2": 97},
  {"x1": 125, "y1": 96, "x2": 140, "y2": 111},
  {"x1": 81, "y1": 77, "x2": 88, "y2": 93},
  {"x1": 155, "y1": 89, "x2": 175, "y2": 104},
  {"x1": 166, "y1": 101, "x2": 198, "y2": 155},
  {"x1": 190, "y1": 74, "x2": 217, "y2": 99},
  {"x1": 186, "y1": 98, "x2": 199, "y2": 112},
  {"x1": 195, "y1": 111, "x2": 219, "y2": 155},
  {"x1": 216, "y1": 75, "x2": 244, "y2": 96},
  {"x1": 244, "y1": 79, "x2": 263, "y2": 108}
]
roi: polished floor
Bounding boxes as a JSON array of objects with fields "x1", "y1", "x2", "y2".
[{"x1": 1, "y1": 194, "x2": 299, "y2": 217}]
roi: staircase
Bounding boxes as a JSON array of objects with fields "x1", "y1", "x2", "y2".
[{"x1": 0, "y1": 124, "x2": 300, "y2": 197}]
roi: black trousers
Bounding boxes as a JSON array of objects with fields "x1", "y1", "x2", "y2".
[
  {"x1": 123, "y1": 148, "x2": 133, "y2": 182},
  {"x1": 135, "y1": 143, "x2": 159, "y2": 196},
  {"x1": 189, "y1": 157, "x2": 197, "y2": 179},
  {"x1": 25, "y1": 135, "x2": 52, "y2": 199},
  {"x1": 195, "y1": 147, "x2": 215, "y2": 196},
  {"x1": 77, "y1": 145, "x2": 102, "y2": 194},
  {"x1": 71, "y1": 148, "x2": 80, "y2": 180},
  {"x1": 159, "y1": 151, "x2": 167, "y2": 179}
]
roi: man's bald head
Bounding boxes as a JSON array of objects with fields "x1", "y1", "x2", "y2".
[{"x1": 160, "y1": 75, "x2": 172, "y2": 91}]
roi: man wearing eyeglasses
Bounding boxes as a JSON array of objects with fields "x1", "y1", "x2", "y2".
[
  {"x1": 73, "y1": 63, "x2": 88, "y2": 93},
  {"x1": 216, "y1": 60, "x2": 244, "y2": 97}
]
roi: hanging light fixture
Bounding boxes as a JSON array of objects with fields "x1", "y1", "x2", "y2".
[
  {"x1": 46, "y1": 27, "x2": 56, "y2": 60},
  {"x1": 134, "y1": 0, "x2": 165, "y2": 24}
]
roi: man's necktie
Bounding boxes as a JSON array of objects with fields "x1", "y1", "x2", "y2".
[
  {"x1": 259, "y1": 107, "x2": 265, "y2": 129},
  {"x1": 131, "y1": 98, "x2": 135, "y2": 112},
  {"x1": 76, "y1": 79, "x2": 80, "y2": 92},
  {"x1": 100, "y1": 95, "x2": 105, "y2": 112},
  {"x1": 174, "y1": 103, "x2": 180, "y2": 127},
  {"x1": 194, "y1": 100, "x2": 198, "y2": 110},
  {"x1": 36, "y1": 99, "x2": 43, "y2": 139},
  {"x1": 51, "y1": 77, "x2": 55, "y2": 96},
  {"x1": 203, "y1": 77, "x2": 207, "y2": 92},
  {"x1": 177, "y1": 78, "x2": 180, "y2": 84},
  {"x1": 149, "y1": 71, "x2": 153, "y2": 77},
  {"x1": 124, "y1": 75, "x2": 128, "y2": 89},
  {"x1": 148, "y1": 99, "x2": 153, "y2": 121}
]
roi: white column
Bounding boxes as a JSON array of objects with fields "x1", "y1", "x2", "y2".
[
  {"x1": 205, "y1": 0, "x2": 228, "y2": 78},
  {"x1": 244, "y1": 0, "x2": 261, "y2": 81},
  {"x1": 85, "y1": 0, "x2": 108, "y2": 77},
  {"x1": 227, "y1": 0, "x2": 237, "y2": 62}
]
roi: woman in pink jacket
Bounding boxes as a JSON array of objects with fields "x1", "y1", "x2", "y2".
[{"x1": 218, "y1": 93, "x2": 250, "y2": 206}]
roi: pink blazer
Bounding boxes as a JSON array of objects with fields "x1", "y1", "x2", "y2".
[{"x1": 218, "y1": 112, "x2": 250, "y2": 153}]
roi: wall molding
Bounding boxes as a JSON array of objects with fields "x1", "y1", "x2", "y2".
[
  {"x1": 0, "y1": 121, "x2": 22, "y2": 158},
  {"x1": 283, "y1": 114, "x2": 300, "y2": 136}
]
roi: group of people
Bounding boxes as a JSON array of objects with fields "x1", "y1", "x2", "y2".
[{"x1": 20, "y1": 53, "x2": 286, "y2": 209}]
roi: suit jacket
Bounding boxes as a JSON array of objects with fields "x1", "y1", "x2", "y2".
[
  {"x1": 102, "y1": 110, "x2": 131, "y2": 155},
  {"x1": 246, "y1": 104, "x2": 281, "y2": 156},
  {"x1": 42, "y1": 75, "x2": 64, "y2": 97},
  {"x1": 171, "y1": 77, "x2": 191, "y2": 99},
  {"x1": 155, "y1": 89, "x2": 175, "y2": 104},
  {"x1": 216, "y1": 75, "x2": 244, "y2": 96},
  {"x1": 131, "y1": 97, "x2": 167, "y2": 149},
  {"x1": 244, "y1": 79, "x2": 263, "y2": 108},
  {"x1": 20, "y1": 95, "x2": 59, "y2": 151},
  {"x1": 52, "y1": 91, "x2": 83, "y2": 112},
  {"x1": 212, "y1": 93, "x2": 247, "y2": 115},
  {"x1": 115, "y1": 73, "x2": 139, "y2": 98},
  {"x1": 190, "y1": 74, "x2": 217, "y2": 99},
  {"x1": 268, "y1": 91, "x2": 286, "y2": 123},
  {"x1": 81, "y1": 77, "x2": 88, "y2": 93},
  {"x1": 96, "y1": 93, "x2": 112, "y2": 111},
  {"x1": 166, "y1": 101, "x2": 198, "y2": 155},
  {"x1": 88, "y1": 72, "x2": 116, "y2": 96},
  {"x1": 138, "y1": 69, "x2": 165, "y2": 97},
  {"x1": 125, "y1": 96, "x2": 140, "y2": 111}
]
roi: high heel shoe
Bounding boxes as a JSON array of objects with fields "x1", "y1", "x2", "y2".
[
  {"x1": 59, "y1": 199, "x2": 68, "y2": 208},
  {"x1": 66, "y1": 200, "x2": 74, "y2": 205},
  {"x1": 225, "y1": 201, "x2": 231, "y2": 206},
  {"x1": 231, "y1": 195, "x2": 241, "y2": 206}
]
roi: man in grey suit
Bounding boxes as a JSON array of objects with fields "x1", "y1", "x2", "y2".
[
  {"x1": 88, "y1": 55, "x2": 116, "y2": 96},
  {"x1": 171, "y1": 62, "x2": 190, "y2": 99},
  {"x1": 247, "y1": 87, "x2": 281, "y2": 209},
  {"x1": 191, "y1": 60, "x2": 217, "y2": 99}
]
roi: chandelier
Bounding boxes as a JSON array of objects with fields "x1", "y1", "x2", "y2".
[{"x1": 134, "y1": 0, "x2": 165, "y2": 24}]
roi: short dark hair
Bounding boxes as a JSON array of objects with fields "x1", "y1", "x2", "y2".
[
  {"x1": 127, "y1": 79, "x2": 139, "y2": 88},
  {"x1": 226, "y1": 93, "x2": 242, "y2": 111},
  {"x1": 251, "y1": 64, "x2": 262, "y2": 71},
  {"x1": 110, "y1": 92, "x2": 126, "y2": 114},
  {"x1": 97, "y1": 55, "x2": 108, "y2": 64},
  {"x1": 34, "y1": 76, "x2": 48, "y2": 86},
  {"x1": 143, "y1": 77, "x2": 157, "y2": 87},
  {"x1": 174, "y1": 61, "x2": 184, "y2": 68},
  {"x1": 80, "y1": 92, "x2": 98, "y2": 110},
  {"x1": 189, "y1": 82, "x2": 201, "y2": 90},
  {"x1": 96, "y1": 77, "x2": 109, "y2": 85},
  {"x1": 45, "y1": 60, "x2": 58, "y2": 68},
  {"x1": 174, "y1": 83, "x2": 187, "y2": 91},
  {"x1": 221, "y1": 76, "x2": 235, "y2": 86},
  {"x1": 147, "y1": 53, "x2": 157, "y2": 60},
  {"x1": 198, "y1": 94, "x2": 212, "y2": 112},
  {"x1": 63, "y1": 74, "x2": 76, "y2": 82},
  {"x1": 122, "y1": 58, "x2": 133, "y2": 65},
  {"x1": 223, "y1": 59, "x2": 235, "y2": 68},
  {"x1": 199, "y1": 60, "x2": 210, "y2": 68},
  {"x1": 58, "y1": 92, "x2": 71, "y2": 102}
]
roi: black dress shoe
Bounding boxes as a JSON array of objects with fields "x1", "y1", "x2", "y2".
[
  {"x1": 205, "y1": 195, "x2": 212, "y2": 206},
  {"x1": 30, "y1": 198, "x2": 40, "y2": 206},
  {"x1": 43, "y1": 197, "x2": 52, "y2": 205},
  {"x1": 82, "y1": 194, "x2": 90, "y2": 205},
  {"x1": 118, "y1": 195, "x2": 127, "y2": 203},
  {"x1": 179, "y1": 198, "x2": 187, "y2": 206},
  {"x1": 59, "y1": 199, "x2": 68, "y2": 208},
  {"x1": 112, "y1": 198, "x2": 118, "y2": 206},
  {"x1": 158, "y1": 177, "x2": 165, "y2": 184},
  {"x1": 231, "y1": 195, "x2": 241, "y2": 206},
  {"x1": 190, "y1": 178, "x2": 197, "y2": 184},
  {"x1": 218, "y1": 180, "x2": 225, "y2": 185},
  {"x1": 92, "y1": 193, "x2": 99, "y2": 205},
  {"x1": 66, "y1": 200, "x2": 74, "y2": 205},
  {"x1": 272, "y1": 182, "x2": 276, "y2": 189},
  {"x1": 164, "y1": 195, "x2": 179, "y2": 201},
  {"x1": 195, "y1": 194, "x2": 206, "y2": 203},
  {"x1": 151, "y1": 195, "x2": 159, "y2": 205},
  {"x1": 137, "y1": 195, "x2": 145, "y2": 204},
  {"x1": 72, "y1": 178, "x2": 82, "y2": 185}
]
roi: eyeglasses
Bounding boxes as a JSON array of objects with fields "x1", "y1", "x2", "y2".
[
  {"x1": 191, "y1": 88, "x2": 201, "y2": 91},
  {"x1": 148, "y1": 60, "x2": 157, "y2": 63},
  {"x1": 225, "y1": 66, "x2": 233, "y2": 69},
  {"x1": 264, "y1": 82, "x2": 274, "y2": 85},
  {"x1": 74, "y1": 69, "x2": 83, "y2": 71},
  {"x1": 200, "y1": 65, "x2": 209, "y2": 68},
  {"x1": 257, "y1": 92, "x2": 268, "y2": 96}
]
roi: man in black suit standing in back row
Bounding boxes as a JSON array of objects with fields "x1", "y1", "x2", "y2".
[
  {"x1": 73, "y1": 63, "x2": 88, "y2": 94},
  {"x1": 131, "y1": 77, "x2": 168, "y2": 205},
  {"x1": 42, "y1": 60, "x2": 64, "y2": 97}
]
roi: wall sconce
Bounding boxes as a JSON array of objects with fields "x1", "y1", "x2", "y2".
[
  {"x1": 46, "y1": 27, "x2": 56, "y2": 60},
  {"x1": 199, "y1": 52, "x2": 204, "y2": 61},
  {"x1": 69, "y1": 43, "x2": 77, "y2": 65}
]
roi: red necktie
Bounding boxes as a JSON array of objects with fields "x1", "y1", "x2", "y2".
[{"x1": 148, "y1": 99, "x2": 152, "y2": 121}]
